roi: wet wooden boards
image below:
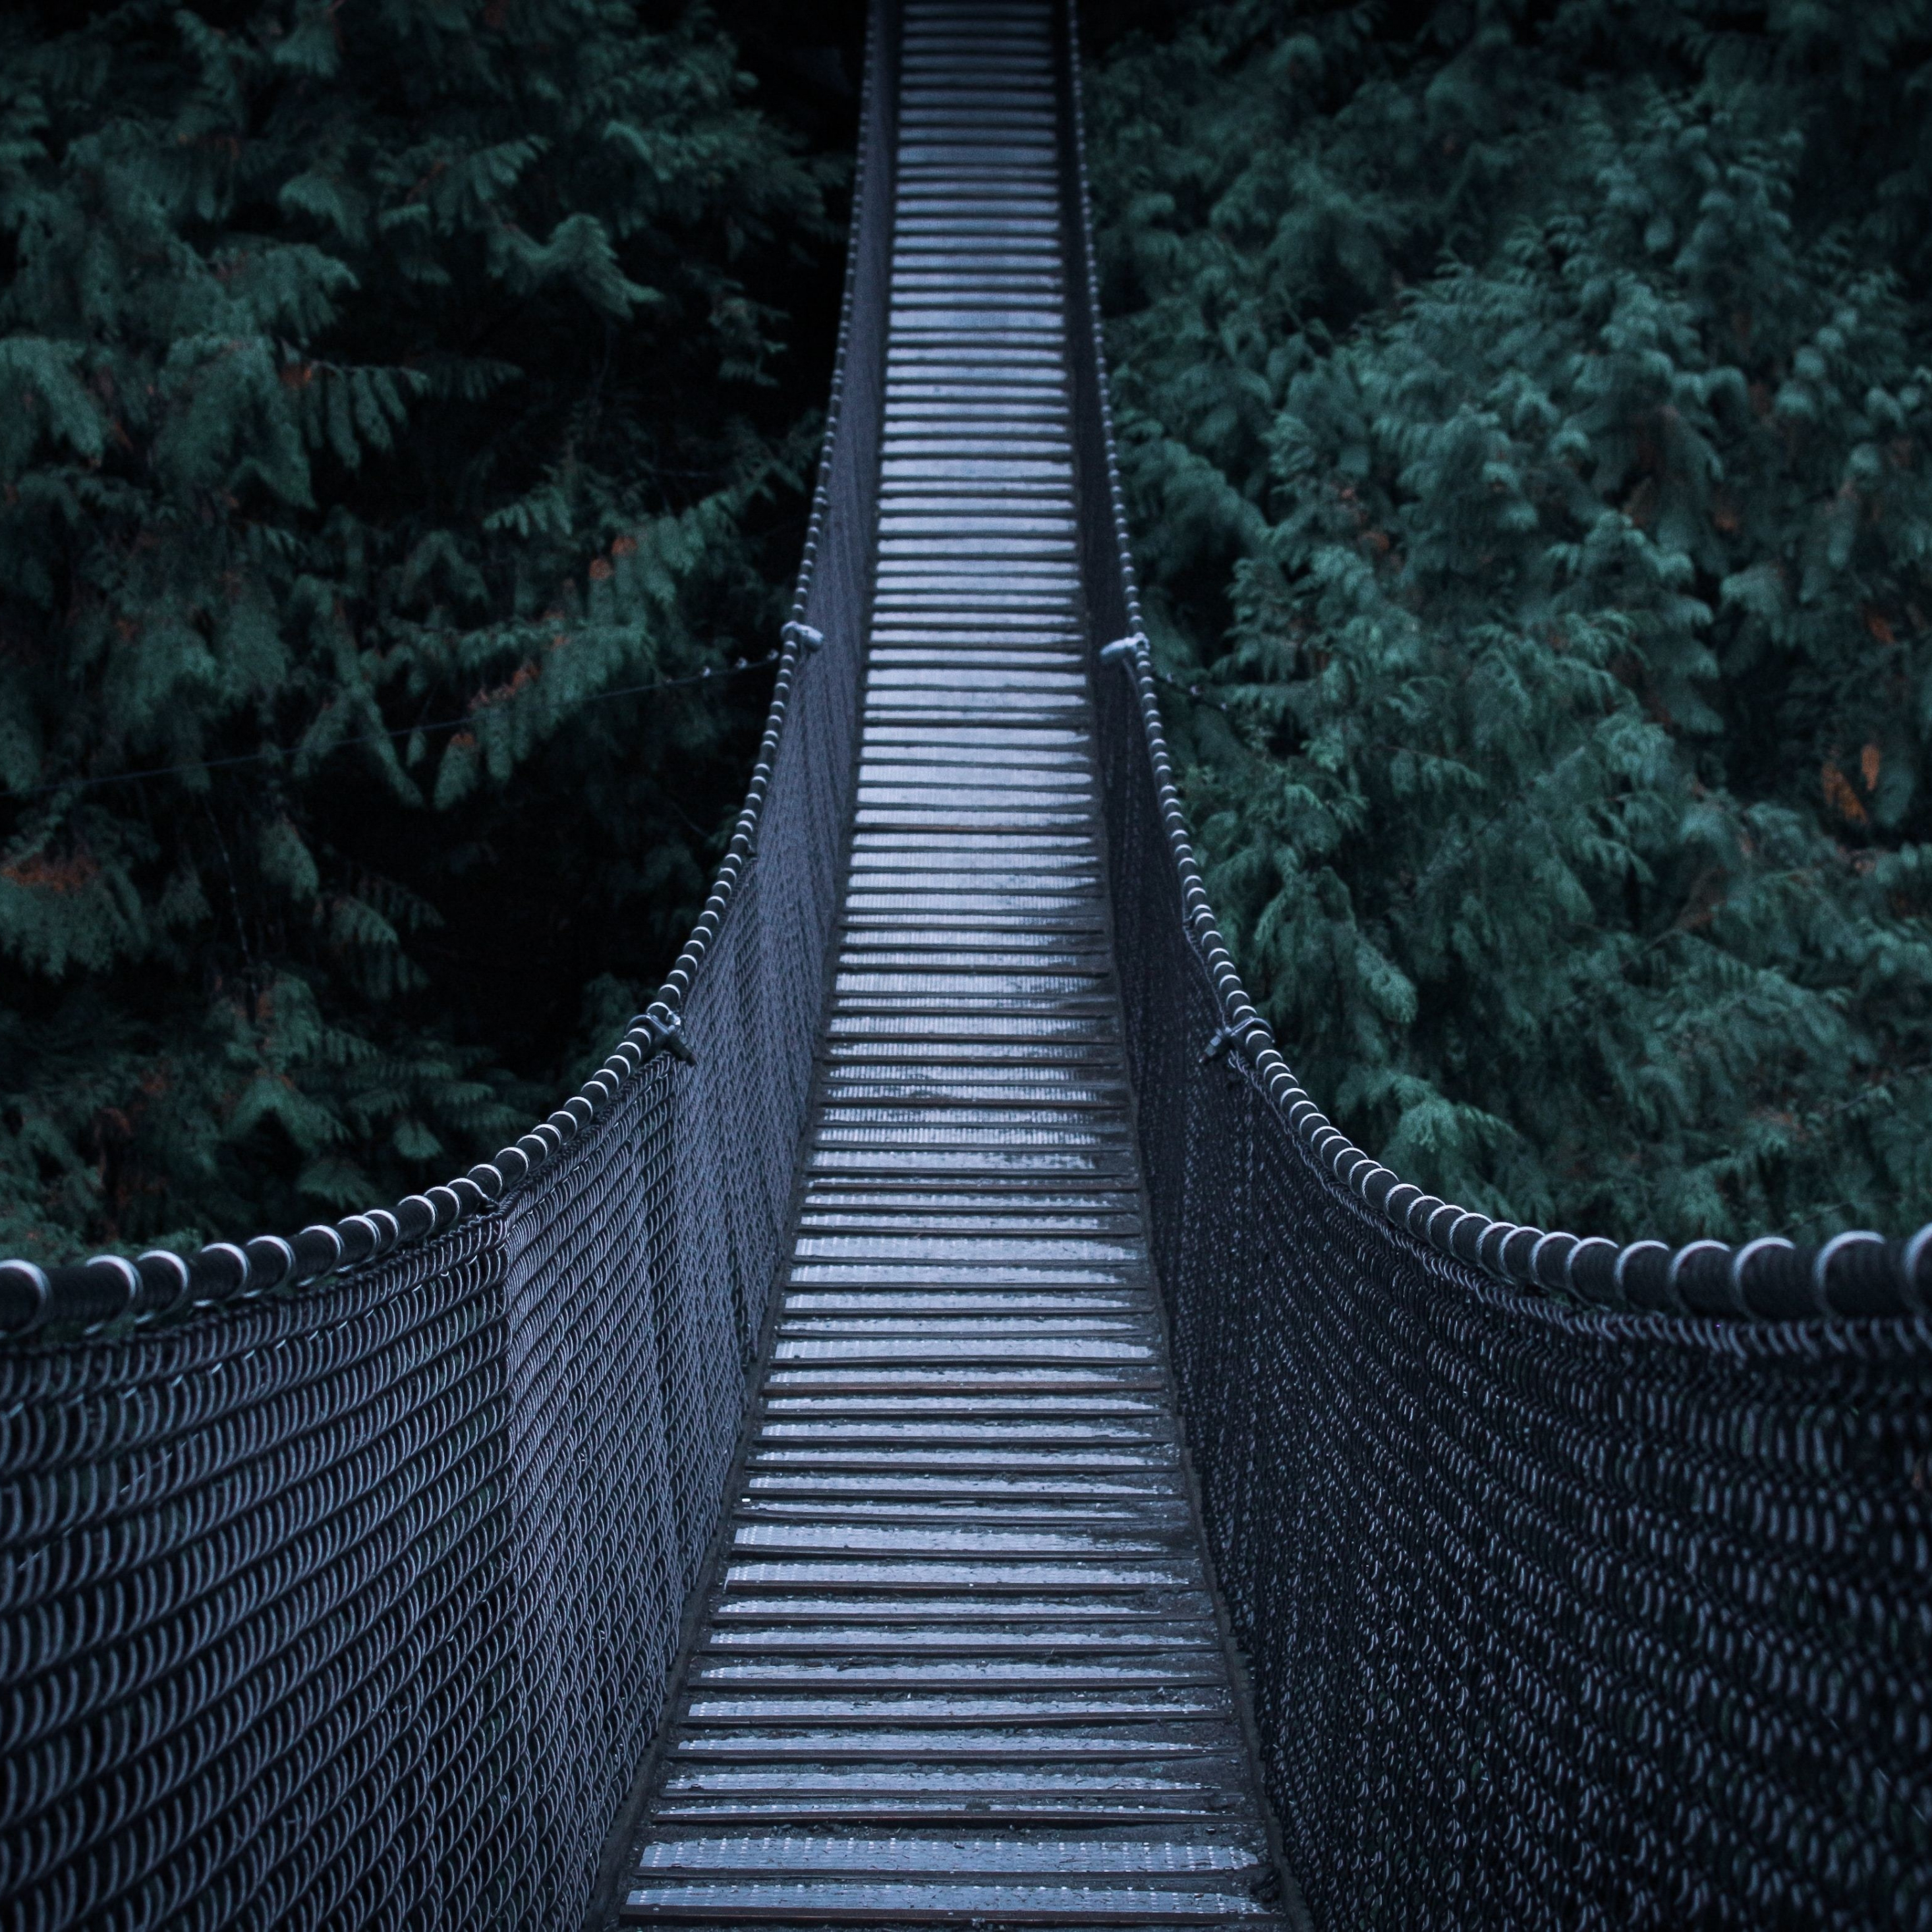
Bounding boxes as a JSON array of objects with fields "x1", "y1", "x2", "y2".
[{"x1": 617, "y1": 3, "x2": 1285, "y2": 1923}]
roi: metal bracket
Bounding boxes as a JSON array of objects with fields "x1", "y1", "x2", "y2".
[
  {"x1": 1203, "y1": 1018, "x2": 1270, "y2": 1065},
  {"x1": 640, "y1": 1011, "x2": 698, "y2": 1065},
  {"x1": 783, "y1": 621, "x2": 825, "y2": 653},
  {"x1": 1098, "y1": 635, "x2": 1143, "y2": 668}
]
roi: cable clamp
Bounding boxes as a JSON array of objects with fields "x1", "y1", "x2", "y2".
[
  {"x1": 783, "y1": 621, "x2": 825, "y2": 653},
  {"x1": 1203, "y1": 1017, "x2": 1270, "y2": 1064},
  {"x1": 1098, "y1": 634, "x2": 1145, "y2": 668},
  {"x1": 640, "y1": 1011, "x2": 698, "y2": 1066}
]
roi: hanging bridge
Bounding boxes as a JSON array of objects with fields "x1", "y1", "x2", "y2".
[{"x1": 2, "y1": 4, "x2": 1928, "y2": 1929}]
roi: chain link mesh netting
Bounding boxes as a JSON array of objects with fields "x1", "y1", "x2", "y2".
[
  {"x1": 1056, "y1": 7, "x2": 1932, "y2": 1927},
  {"x1": 0, "y1": 7, "x2": 892, "y2": 1926},
  {"x1": 9, "y1": 2, "x2": 1931, "y2": 1927}
]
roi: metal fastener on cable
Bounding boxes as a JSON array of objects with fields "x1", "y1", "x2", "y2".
[{"x1": 637, "y1": 1011, "x2": 697, "y2": 1065}]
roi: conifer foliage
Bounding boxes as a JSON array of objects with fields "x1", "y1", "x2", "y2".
[
  {"x1": 1087, "y1": 0, "x2": 1932, "y2": 1245},
  {"x1": 0, "y1": 0, "x2": 843, "y2": 1259}
]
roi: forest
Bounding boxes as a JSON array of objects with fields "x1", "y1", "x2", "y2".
[
  {"x1": 0, "y1": 0, "x2": 865, "y2": 1260},
  {"x1": 1088, "y1": 0, "x2": 1932, "y2": 1244},
  {"x1": 3, "y1": 0, "x2": 1929, "y2": 1260}
]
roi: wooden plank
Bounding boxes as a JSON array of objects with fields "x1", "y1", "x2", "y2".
[{"x1": 614, "y1": 3, "x2": 1284, "y2": 1921}]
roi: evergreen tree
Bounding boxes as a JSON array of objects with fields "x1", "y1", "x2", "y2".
[
  {"x1": 0, "y1": 0, "x2": 849, "y2": 1260},
  {"x1": 1087, "y1": 0, "x2": 1932, "y2": 1243}
]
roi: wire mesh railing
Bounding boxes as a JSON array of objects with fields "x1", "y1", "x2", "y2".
[
  {"x1": 4, "y1": 1, "x2": 1930, "y2": 1927},
  {"x1": 0, "y1": 7, "x2": 894, "y2": 1926},
  {"x1": 1054, "y1": 4, "x2": 1932, "y2": 1925}
]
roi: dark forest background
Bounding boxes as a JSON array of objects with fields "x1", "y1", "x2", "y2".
[
  {"x1": 3, "y1": 0, "x2": 1929, "y2": 1262},
  {"x1": 0, "y1": 0, "x2": 867, "y2": 1259},
  {"x1": 1088, "y1": 0, "x2": 1932, "y2": 1246}
]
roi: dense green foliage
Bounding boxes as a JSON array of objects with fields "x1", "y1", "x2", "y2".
[
  {"x1": 13, "y1": 1, "x2": 1931, "y2": 1264},
  {"x1": 0, "y1": 0, "x2": 853, "y2": 1261},
  {"x1": 1087, "y1": 0, "x2": 1932, "y2": 1243}
]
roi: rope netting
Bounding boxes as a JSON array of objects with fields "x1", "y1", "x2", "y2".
[
  {"x1": 0, "y1": 9, "x2": 893, "y2": 1926},
  {"x1": 4, "y1": 1, "x2": 1930, "y2": 1927},
  {"x1": 1054, "y1": 7, "x2": 1932, "y2": 1927}
]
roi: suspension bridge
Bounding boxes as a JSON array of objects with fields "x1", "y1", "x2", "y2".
[{"x1": 2, "y1": 3, "x2": 1927, "y2": 1929}]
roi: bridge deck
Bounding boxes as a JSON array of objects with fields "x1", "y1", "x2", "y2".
[{"x1": 618, "y1": 4, "x2": 1284, "y2": 1923}]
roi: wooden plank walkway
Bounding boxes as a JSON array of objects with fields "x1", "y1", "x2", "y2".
[{"x1": 616, "y1": 2, "x2": 1286, "y2": 1922}]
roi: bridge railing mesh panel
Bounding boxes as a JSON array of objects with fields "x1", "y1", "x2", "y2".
[
  {"x1": 1055, "y1": 6, "x2": 1932, "y2": 1927},
  {"x1": 0, "y1": 7, "x2": 893, "y2": 1927}
]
